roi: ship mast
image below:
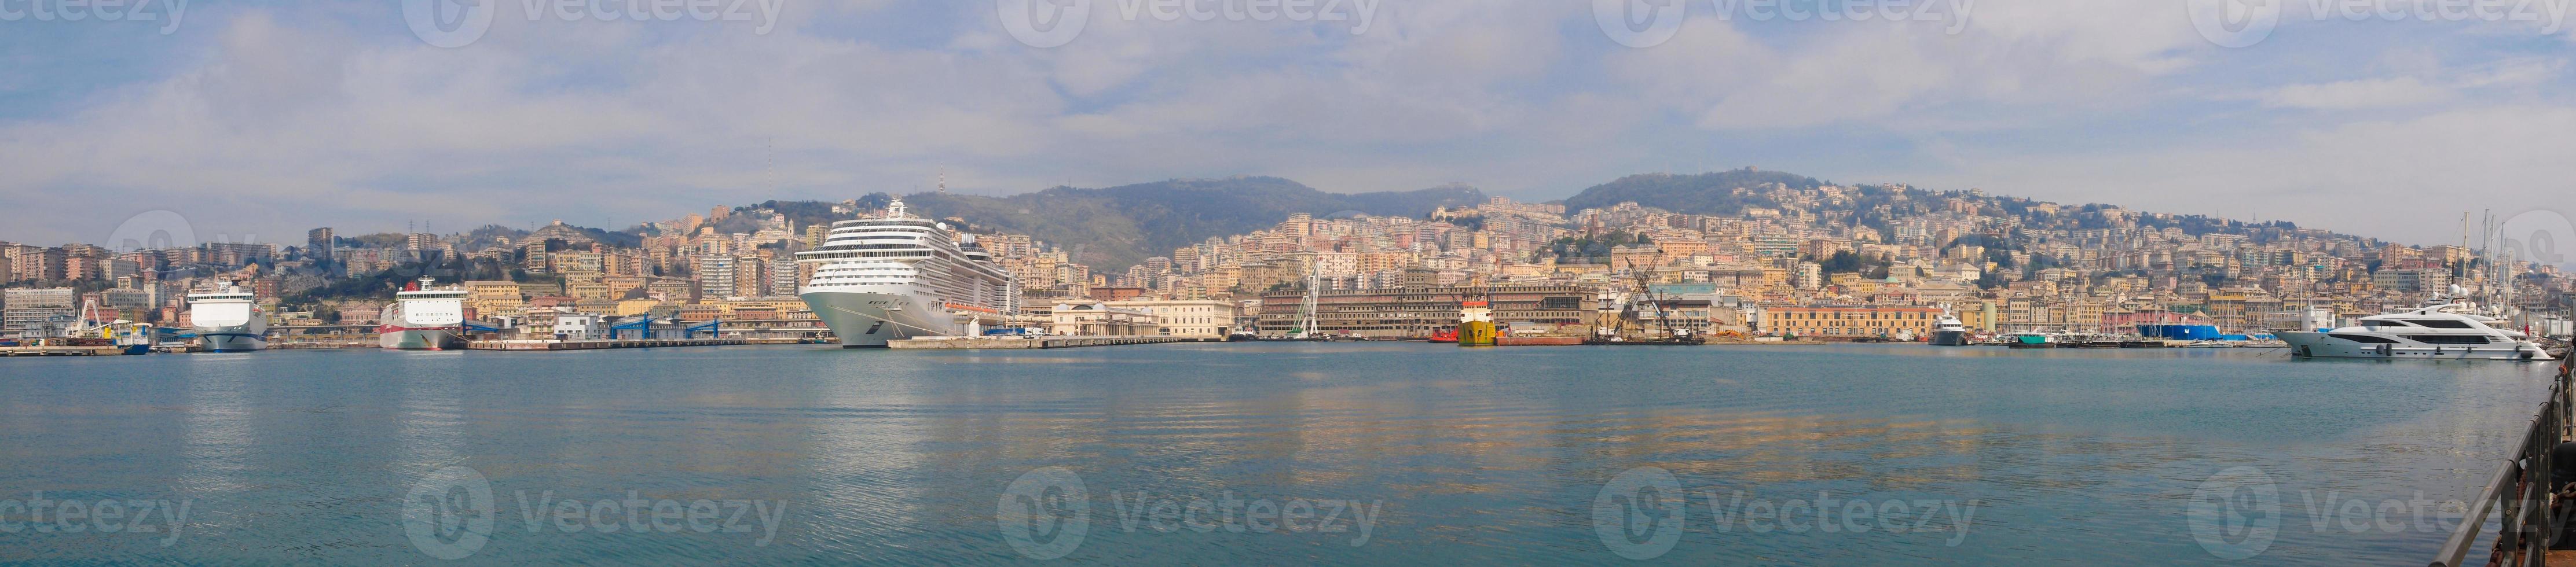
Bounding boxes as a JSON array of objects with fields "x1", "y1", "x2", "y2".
[{"x1": 1298, "y1": 253, "x2": 1320, "y2": 339}]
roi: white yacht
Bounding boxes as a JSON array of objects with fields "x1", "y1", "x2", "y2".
[
  {"x1": 797, "y1": 198, "x2": 1018, "y2": 348},
  {"x1": 379, "y1": 277, "x2": 468, "y2": 350},
  {"x1": 1929, "y1": 315, "x2": 1973, "y2": 346},
  {"x1": 187, "y1": 284, "x2": 267, "y2": 352},
  {"x1": 2278, "y1": 303, "x2": 2553, "y2": 361}
]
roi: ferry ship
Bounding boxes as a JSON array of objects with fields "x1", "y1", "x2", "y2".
[
  {"x1": 187, "y1": 284, "x2": 267, "y2": 352},
  {"x1": 797, "y1": 198, "x2": 1018, "y2": 348},
  {"x1": 379, "y1": 277, "x2": 468, "y2": 350},
  {"x1": 2279, "y1": 303, "x2": 2553, "y2": 361}
]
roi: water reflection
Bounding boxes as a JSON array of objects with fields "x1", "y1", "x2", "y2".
[
  {"x1": 393, "y1": 354, "x2": 468, "y2": 478},
  {"x1": 180, "y1": 355, "x2": 256, "y2": 494},
  {"x1": 0, "y1": 343, "x2": 2552, "y2": 565}
]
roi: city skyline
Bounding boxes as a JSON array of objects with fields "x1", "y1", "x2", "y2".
[
  {"x1": 9, "y1": 3, "x2": 2574, "y2": 565},
  {"x1": 8, "y1": 168, "x2": 2569, "y2": 259},
  {"x1": 3, "y1": 2, "x2": 2571, "y2": 247},
  {"x1": 10, "y1": 176, "x2": 2557, "y2": 342}
]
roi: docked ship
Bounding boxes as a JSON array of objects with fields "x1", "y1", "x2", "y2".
[
  {"x1": 379, "y1": 277, "x2": 468, "y2": 350},
  {"x1": 797, "y1": 198, "x2": 1018, "y2": 348},
  {"x1": 1928, "y1": 315, "x2": 1973, "y2": 346},
  {"x1": 2003, "y1": 331, "x2": 2057, "y2": 348},
  {"x1": 2278, "y1": 303, "x2": 2554, "y2": 361},
  {"x1": 1456, "y1": 300, "x2": 1496, "y2": 347},
  {"x1": 187, "y1": 284, "x2": 268, "y2": 352}
]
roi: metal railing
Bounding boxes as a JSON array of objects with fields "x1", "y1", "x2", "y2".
[{"x1": 2432, "y1": 351, "x2": 2576, "y2": 567}]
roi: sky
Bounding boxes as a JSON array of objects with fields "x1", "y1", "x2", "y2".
[{"x1": 1, "y1": 0, "x2": 2572, "y2": 252}]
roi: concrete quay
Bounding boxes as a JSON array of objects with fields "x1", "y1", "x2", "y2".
[
  {"x1": 468, "y1": 338, "x2": 749, "y2": 351},
  {"x1": 1, "y1": 345, "x2": 133, "y2": 356},
  {"x1": 268, "y1": 341, "x2": 377, "y2": 349},
  {"x1": 887, "y1": 336, "x2": 1219, "y2": 349}
]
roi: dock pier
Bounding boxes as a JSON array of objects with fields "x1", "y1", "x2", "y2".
[
  {"x1": 0, "y1": 345, "x2": 133, "y2": 356},
  {"x1": 887, "y1": 336, "x2": 1218, "y2": 349},
  {"x1": 468, "y1": 338, "x2": 749, "y2": 351},
  {"x1": 2431, "y1": 354, "x2": 2575, "y2": 566}
]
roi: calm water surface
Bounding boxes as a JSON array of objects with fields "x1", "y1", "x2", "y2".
[{"x1": 0, "y1": 343, "x2": 2556, "y2": 565}]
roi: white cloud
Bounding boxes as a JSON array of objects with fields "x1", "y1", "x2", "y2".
[
  {"x1": 2259, "y1": 76, "x2": 2450, "y2": 109},
  {"x1": 1903, "y1": 104, "x2": 2576, "y2": 246},
  {"x1": 1601, "y1": 1, "x2": 2203, "y2": 131},
  {"x1": 0, "y1": 1, "x2": 2571, "y2": 251}
]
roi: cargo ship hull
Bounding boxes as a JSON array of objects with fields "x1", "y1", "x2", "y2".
[{"x1": 198, "y1": 330, "x2": 267, "y2": 352}]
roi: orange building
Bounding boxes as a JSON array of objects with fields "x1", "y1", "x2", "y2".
[{"x1": 1761, "y1": 305, "x2": 1944, "y2": 338}]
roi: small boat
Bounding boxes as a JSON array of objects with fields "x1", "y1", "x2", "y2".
[
  {"x1": 2004, "y1": 332, "x2": 2056, "y2": 349},
  {"x1": 1428, "y1": 328, "x2": 1459, "y2": 344},
  {"x1": 2053, "y1": 333, "x2": 2124, "y2": 348}
]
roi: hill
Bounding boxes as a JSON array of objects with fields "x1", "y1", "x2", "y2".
[
  {"x1": 1562, "y1": 169, "x2": 1827, "y2": 216},
  {"x1": 753, "y1": 177, "x2": 1484, "y2": 271}
]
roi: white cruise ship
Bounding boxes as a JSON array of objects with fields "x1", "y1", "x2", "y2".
[
  {"x1": 798, "y1": 198, "x2": 1018, "y2": 348},
  {"x1": 379, "y1": 277, "x2": 468, "y2": 350},
  {"x1": 187, "y1": 284, "x2": 267, "y2": 352},
  {"x1": 2278, "y1": 303, "x2": 2553, "y2": 361}
]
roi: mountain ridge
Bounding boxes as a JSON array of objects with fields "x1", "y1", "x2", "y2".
[{"x1": 723, "y1": 169, "x2": 2380, "y2": 274}]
